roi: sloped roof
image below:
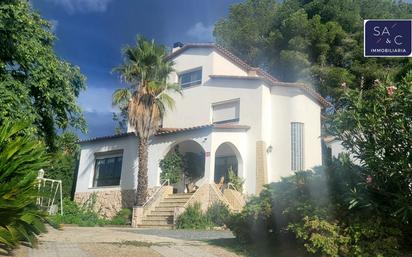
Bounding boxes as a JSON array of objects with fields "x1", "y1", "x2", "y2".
[
  {"x1": 80, "y1": 124, "x2": 250, "y2": 143},
  {"x1": 168, "y1": 43, "x2": 331, "y2": 108}
]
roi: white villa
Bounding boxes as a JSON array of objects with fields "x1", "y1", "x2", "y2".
[{"x1": 74, "y1": 43, "x2": 331, "y2": 227}]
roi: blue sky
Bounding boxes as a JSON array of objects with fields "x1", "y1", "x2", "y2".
[{"x1": 31, "y1": 0, "x2": 241, "y2": 139}]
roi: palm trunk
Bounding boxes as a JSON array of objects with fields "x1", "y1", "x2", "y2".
[{"x1": 136, "y1": 137, "x2": 149, "y2": 206}]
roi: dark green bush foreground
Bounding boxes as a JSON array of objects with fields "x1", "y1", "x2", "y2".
[
  {"x1": 0, "y1": 121, "x2": 49, "y2": 251},
  {"x1": 49, "y1": 198, "x2": 131, "y2": 227},
  {"x1": 176, "y1": 201, "x2": 231, "y2": 229},
  {"x1": 228, "y1": 75, "x2": 412, "y2": 257}
]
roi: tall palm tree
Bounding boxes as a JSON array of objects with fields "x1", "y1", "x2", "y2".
[{"x1": 113, "y1": 36, "x2": 181, "y2": 205}]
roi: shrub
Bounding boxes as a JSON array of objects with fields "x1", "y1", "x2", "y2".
[
  {"x1": 205, "y1": 201, "x2": 231, "y2": 227},
  {"x1": 0, "y1": 121, "x2": 48, "y2": 250},
  {"x1": 176, "y1": 202, "x2": 212, "y2": 229},
  {"x1": 159, "y1": 149, "x2": 184, "y2": 184},
  {"x1": 110, "y1": 208, "x2": 132, "y2": 225},
  {"x1": 49, "y1": 198, "x2": 108, "y2": 227},
  {"x1": 227, "y1": 166, "x2": 244, "y2": 192},
  {"x1": 227, "y1": 156, "x2": 405, "y2": 256}
]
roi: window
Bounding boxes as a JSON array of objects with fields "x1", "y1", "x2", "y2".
[
  {"x1": 178, "y1": 68, "x2": 202, "y2": 88},
  {"x1": 93, "y1": 152, "x2": 123, "y2": 187},
  {"x1": 212, "y1": 99, "x2": 240, "y2": 124},
  {"x1": 291, "y1": 122, "x2": 304, "y2": 171}
]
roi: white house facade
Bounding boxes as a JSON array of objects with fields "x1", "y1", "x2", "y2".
[{"x1": 74, "y1": 43, "x2": 330, "y2": 221}]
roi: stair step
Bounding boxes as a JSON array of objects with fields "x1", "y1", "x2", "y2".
[
  {"x1": 141, "y1": 219, "x2": 173, "y2": 225},
  {"x1": 166, "y1": 193, "x2": 193, "y2": 199},
  {"x1": 145, "y1": 215, "x2": 173, "y2": 221},
  {"x1": 161, "y1": 198, "x2": 189, "y2": 203},
  {"x1": 154, "y1": 207, "x2": 175, "y2": 212},
  {"x1": 157, "y1": 202, "x2": 186, "y2": 207},
  {"x1": 138, "y1": 224, "x2": 174, "y2": 229}
]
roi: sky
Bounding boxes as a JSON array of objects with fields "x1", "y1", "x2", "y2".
[{"x1": 31, "y1": 0, "x2": 242, "y2": 139}]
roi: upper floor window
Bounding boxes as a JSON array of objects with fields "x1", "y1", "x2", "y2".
[
  {"x1": 212, "y1": 99, "x2": 240, "y2": 124},
  {"x1": 178, "y1": 68, "x2": 202, "y2": 88},
  {"x1": 93, "y1": 151, "x2": 123, "y2": 187},
  {"x1": 291, "y1": 122, "x2": 304, "y2": 171}
]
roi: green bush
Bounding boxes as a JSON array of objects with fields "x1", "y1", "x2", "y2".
[
  {"x1": 206, "y1": 201, "x2": 231, "y2": 227},
  {"x1": 227, "y1": 156, "x2": 405, "y2": 256},
  {"x1": 159, "y1": 149, "x2": 184, "y2": 184},
  {"x1": 227, "y1": 166, "x2": 244, "y2": 192},
  {"x1": 49, "y1": 198, "x2": 108, "y2": 227},
  {"x1": 176, "y1": 202, "x2": 212, "y2": 229},
  {"x1": 0, "y1": 121, "x2": 48, "y2": 250},
  {"x1": 50, "y1": 199, "x2": 133, "y2": 227},
  {"x1": 110, "y1": 208, "x2": 132, "y2": 225}
]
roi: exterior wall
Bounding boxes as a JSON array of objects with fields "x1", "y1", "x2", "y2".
[
  {"x1": 269, "y1": 86, "x2": 322, "y2": 181},
  {"x1": 76, "y1": 135, "x2": 138, "y2": 193}
]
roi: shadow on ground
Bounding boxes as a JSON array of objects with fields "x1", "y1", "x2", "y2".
[{"x1": 206, "y1": 238, "x2": 313, "y2": 257}]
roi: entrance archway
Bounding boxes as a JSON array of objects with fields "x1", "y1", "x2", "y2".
[
  {"x1": 163, "y1": 140, "x2": 205, "y2": 193},
  {"x1": 214, "y1": 142, "x2": 242, "y2": 184}
]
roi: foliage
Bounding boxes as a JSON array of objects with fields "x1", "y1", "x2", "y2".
[
  {"x1": 49, "y1": 198, "x2": 131, "y2": 227},
  {"x1": 112, "y1": 36, "x2": 182, "y2": 205},
  {"x1": 0, "y1": 0, "x2": 86, "y2": 150},
  {"x1": 227, "y1": 167, "x2": 244, "y2": 192},
  {"x1": 227, "y1": 156, "x2": 406, "y2": 256},
  {"x1": 49, "y1": 198, "x2": 108, "y2": 227},
  {"x1": 176, "y1": 202, "x2": 212, "y2": 230},
  {"x1": 110, "y1": 208, "x2": 132, "y2": 225},
  {"x1": 328, "y1": 74, "x2": 412, "y2": 222},
  {"x1": 0, "y1": 120, "x2": 49, "y2": 250},
  {"x1": 183, "y1": 152, "x2": 205, "y2": 179},
  {"x1": 46, "y1": 132, "x2": 80, "y2": 198},
  {"x1": 159, "y1": 149, "x2": 184, "y2": 184},
  {"x1": 214, "y1": 0, "x2": 412, "y2": 101},
  {"x1": 205, "y1": 201, "x2": 231, "y2": 227}
]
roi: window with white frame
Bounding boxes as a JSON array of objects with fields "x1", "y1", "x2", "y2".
[
  {"x1": 212, "y1": 99, "x2": 240, "y2": 124},
  {"x1": 93, "y1": 151, "x2": 123, "y2": 187},
  {"x1": 291, "y1": 122, "x2": 304, "y2": 171},
  {"x1": 178, "y1": 68, "x2": 202, "y2": 88}
]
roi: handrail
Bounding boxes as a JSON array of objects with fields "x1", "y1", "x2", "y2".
[
  {"x1": 183, "y1": 183, "x2": 205, "y2": 208},
  {"x1": 225, "y1": 183, "x2": 245, "y2": 209},
  {"x1": 210, "y1": 184, "x2": 231, "y2": 207},
  {"x1": 227, "y1": 182, "x2": 239, "y2": 191},
  {"x1": 142, "y1": 179, "x2": 169, "y2": 207}
]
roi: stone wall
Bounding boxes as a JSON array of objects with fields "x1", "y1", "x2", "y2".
[{"x1": 74, "y1": 187, "x2": 158, "y2": 219}]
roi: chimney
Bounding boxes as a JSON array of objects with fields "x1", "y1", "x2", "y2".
[{"x1": 172, "y1": 42, "x2": 184, "y2": 52}]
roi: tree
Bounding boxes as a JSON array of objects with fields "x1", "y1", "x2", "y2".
[
  {"x1": 214, "y1": 0, "x2": 412, "y2": 102},
  {"x1": 46, "y1": 132, "x2": 80, "y2": 198},
  {"x1": 328, "y1": 72, "x2": 412, "y2": 222},
  {"x1": 113, "y1": 36, "x2": 181, "y2": 205},
  {"x1": 0, "y1": 0, "x2": 86, "y2": 150},
  {"x1": 0, "y1": 120, "x2": 49, "y2": 251}
]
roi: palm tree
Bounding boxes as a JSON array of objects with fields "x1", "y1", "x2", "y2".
[{"x1": 113, "y1": 36, "x2": 181, "y2": 205}]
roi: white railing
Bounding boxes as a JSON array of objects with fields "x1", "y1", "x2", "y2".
[{"x1": 142, "y1": 179, "x2": 170, "y2": 208}]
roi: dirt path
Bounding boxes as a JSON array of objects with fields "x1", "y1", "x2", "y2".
[{"x1": 8, "y1": 226, "x2": 242, "y2": 257}]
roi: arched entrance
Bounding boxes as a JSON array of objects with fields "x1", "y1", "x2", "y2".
[
  {"x1": 214, "y1": 142, "x2": 242, "y2": 184},
  {"x1": 162, "y1": 140, "x2": 205, "y2": 193}
]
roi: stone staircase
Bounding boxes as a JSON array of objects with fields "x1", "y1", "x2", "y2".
[{"x1": 139, "y1": 193, "x2": 193, "y2": 228}]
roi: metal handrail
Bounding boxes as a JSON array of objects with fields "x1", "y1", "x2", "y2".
[{"x1": 142, "y1": 179, "x2": 170, "y2": 207}]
